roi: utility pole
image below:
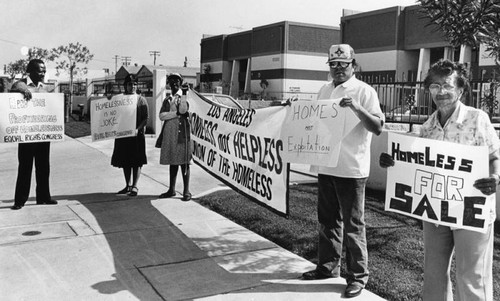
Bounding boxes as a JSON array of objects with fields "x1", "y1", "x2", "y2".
[
  {"x1": 112, "y1": 55, "x2": 119, "y2": 73},
  {"x1": 149, "y1": 51, "x2": 161, "y2": 65},
  {"x1": 121, "y1": 56, "x2": 131, "y2": 66}
]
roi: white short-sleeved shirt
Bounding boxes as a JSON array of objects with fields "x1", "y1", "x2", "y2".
[
  {"x1": 420, "y1": 101, "x2": 500, "y2": 223},
  {"x1": 310, "y1": 76, "x2": 384, "y2": 178},
  {"x1": 26, "y1": 76, "x2": 49, "y2": 92}
]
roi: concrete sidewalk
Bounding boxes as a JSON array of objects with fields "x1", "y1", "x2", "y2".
[{"x1": 0, "y1": 136, "x2": 386, "y2": 301}]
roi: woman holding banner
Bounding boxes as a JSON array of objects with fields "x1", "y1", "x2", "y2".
[
  {"x1": 111, "y1": 74, "x2": 149, "y2": 196},
  {"x1": 380, "y1": 59, "x2": 500, "y2": 301},
  {"x1": 158, "y1": 73, "x2": 192, "y2": 201}
]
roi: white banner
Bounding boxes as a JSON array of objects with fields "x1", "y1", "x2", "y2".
[
  {"x1": 90, "y1": 94, "x2": 138, "y2": 142},
  {"x1": 0, "y1": 93, "x2": 64, "y2": 143},
  {"x1": 385, "y1": 132, "x2": 493, "y2": 233},
  {"x1": 189, "y1": 92, "x2": 289, "y2": 216},
  {"x1": 281, "y1": 99, "x2": 359, "y2": 167}
]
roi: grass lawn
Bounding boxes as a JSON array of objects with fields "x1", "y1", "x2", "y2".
[
  {"x1": 64, "y1": 115, "x2": 500, "y2": 300},
  {"x1": 197, "y1": 184, "x2": 500, "y2": 301},
  {"x1": 64, "y1": 116, "x2": 91, "y2": 138}
]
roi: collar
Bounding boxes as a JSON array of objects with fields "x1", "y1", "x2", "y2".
[
  {"x1": 332, "y1": 75, "x2": 356, "y2": 88},
  {"x1": 168, "y1": 89, "x2": 182, "y2": 101},
  {"x1": 454, "y1": 101, "x2": 466, "y2": 124},
  {"x1": 431, "y1": 101, "x2": 464, "y2": 127},
  {"x1": 27, "y1": 76, "x2": 44, "y2": 88}
]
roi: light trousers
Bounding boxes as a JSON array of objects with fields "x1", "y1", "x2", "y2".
[{"x1": 423, "y1": 222, "x2": 493, "y2": 301}]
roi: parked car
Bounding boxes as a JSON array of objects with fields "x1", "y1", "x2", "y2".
[
  {"x1": 199, "y1": 92, "x2": 244, "y2": 110},
  {"x1": 385, "y1": 106, "x2": 432, "y2": 123}
]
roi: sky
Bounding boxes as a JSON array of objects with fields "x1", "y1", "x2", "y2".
[{"x1": 0, "y1": 0, "x2": 418, "y2": 74}]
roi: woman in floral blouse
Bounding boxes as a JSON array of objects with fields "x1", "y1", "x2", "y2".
[{"x1": 380, "y1": 59, "x2": 500, "y2": 301}]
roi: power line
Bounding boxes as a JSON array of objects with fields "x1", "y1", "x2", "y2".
[
  {"x1": 149, "y1": 51, "x2": 161, "y2": 65},
  {"x1": 0, "y1": 37, "x2": 112, "y2": 67},
  {"x1": 0, "y1": 37, "x2": 31, "y2": 46},
  {"x1": 121, "y1": 56, "x2": 131, "y2": 66}
]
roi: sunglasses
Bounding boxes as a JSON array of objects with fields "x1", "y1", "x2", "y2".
[{"x1": 329, "y1": 61, "x2": 351, "y2": 69}]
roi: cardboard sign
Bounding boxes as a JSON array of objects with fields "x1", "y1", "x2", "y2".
[
  {"x1": 385, "y1": 132, "x2": 493, "y2": 233},
  {"x1": 0, "y1": 93, "x2": 64, "y2": 143},
  {"x1": 90, "y1": 94, "x2": 137, "y2": 142},
  {"x1": 281, "y1": 100, "x2": 359, "y2": 167}
]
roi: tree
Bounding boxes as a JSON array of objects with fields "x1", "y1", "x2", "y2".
[
  {"x1": 5, "y1": 59, "x2": 27, "y2": 80},
  {"x1": 5, "y1": 47, "x2": 56, "y2": 80},
  {"x1": 418, "y1": 0, "x2": 500, "y2": 51},
  {"x1": 202, "y1": 64, "x2": 213, "y2": 92},
  {"x1": 27, "y1": 47, "x2": 57, "y2": 61},
  {"x1": 51, "y1": 42, "x2": 94, "y2": 122},
  {"x1": 418, "y1": 0, "x2": 500, "y2": 120}
]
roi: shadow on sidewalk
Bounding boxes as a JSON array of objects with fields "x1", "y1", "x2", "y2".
[{"x1": 51, "y1": 192, "x2": 326, "y2": 299}]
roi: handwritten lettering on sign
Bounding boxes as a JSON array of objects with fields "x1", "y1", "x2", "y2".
[
  {"x1": 0, "y1": 93, "x2": 65, "y2": 143},
  {"x1": 385, "y1": 132, "x2": 492, "y2": 233},
  {"x1": 189, "y1": 91, "x2": 289, "y2": 216},
  {"x1": 90, "y1": 94, "x2": 137, "y2": 142},
  {"x1": 280, "y1": 99, "x2": 359, "y2": 167}
]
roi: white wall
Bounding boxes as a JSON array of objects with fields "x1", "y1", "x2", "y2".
[
  {"x1": 251, "y1": 54, "x2": 284, "y2": 71},
  {"x1": 355, "y1": 50, "x2": 398, "y2": 71}
]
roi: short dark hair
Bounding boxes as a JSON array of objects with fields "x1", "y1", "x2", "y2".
[
  {"x1": 423, "y1": 59, "x2": 470, "y2": 102},
  {"x1": 123, "y1": 74, "x2": 138, "y2": 86},
  {"x1": 423, "y1": 59, "x2": 469, "y2": 89},
  {"x1": 167, "y1": 73, "x2": 183, "y2": 84},
  {"x1": 351, "y1": 59, "x2": 359, "y2": 72},
  {"x1": 26, "y1": 59, "x2": 45, "y2": 73}
]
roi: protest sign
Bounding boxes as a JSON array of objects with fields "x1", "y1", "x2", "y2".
[
  {"x1": 385, "y1": 132, "x2": 493, "y2": 233},
  {"x1": 281, "y1": 99, "x2": 359, "y2": 167},
  {"x1": 0, "y1": 93, "x2": 64, "y2": 143},
  {"x1": 188, "y1": 91, "x2": 289, "y2": 216},
  {"x1": 90, "y1": 94, "x2": 138, "y2": 142}
]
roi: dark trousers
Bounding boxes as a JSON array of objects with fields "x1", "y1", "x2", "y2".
[
  {"x1": 14, "y1": 142, "x2": 51, "y2": 205},
  {"x1": 316, "y1": 174, "x2": 369, "y2": 287}
]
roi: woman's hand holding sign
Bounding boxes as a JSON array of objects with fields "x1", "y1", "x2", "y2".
[
  {"x1": 379, "y1": 152, "x2": 395, "y2": 168},
  {"x1": 473, "y1": 174, "x2": 498, "y2": 196}
]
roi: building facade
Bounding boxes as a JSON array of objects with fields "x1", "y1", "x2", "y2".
[
  {"x1": 200, "y1": 5, "x2": 498, "y2": 102},
  {"x1": 341, "y1": 5, "x2": 497, "y2": 82},
  {"x1": 200, "y1": 21, "x2": 340, "y2": 101}
]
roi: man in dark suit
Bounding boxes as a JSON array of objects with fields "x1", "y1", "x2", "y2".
[{"x1": 10, "y1": 59, "x2": 57, "y2": 210}]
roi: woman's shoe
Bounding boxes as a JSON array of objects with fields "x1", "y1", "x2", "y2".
[
  {"x1": 159, "y1": 190, "x2": 176, "y2": 198},
  {"x1": 117, "y1": 186, "x2": 131, "y2": 195},
  {"x1": 128, "y1": 187, "x2": 138, "y2": 197},
  {"x1": 182, "y1": 192, "x2": 192, "y2": 202}
]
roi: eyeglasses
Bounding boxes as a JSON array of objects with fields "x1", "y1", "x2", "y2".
[
  {"x1": 429, "y1": 83, "x2": 455, "y2": 92},
  {"x1": 329, "y1": 61, "x2": 351, "y2": 69}
]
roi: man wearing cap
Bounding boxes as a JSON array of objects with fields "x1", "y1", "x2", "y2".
[{"x1": 301, "y1": 44, "x2": 384, "y2": 298}]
